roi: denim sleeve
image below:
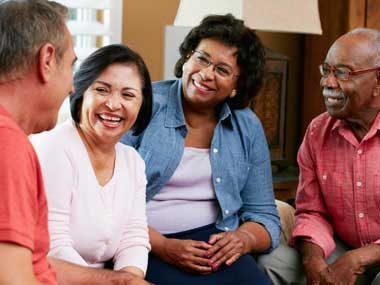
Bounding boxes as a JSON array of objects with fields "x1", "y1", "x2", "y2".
[
  {"x1": 120, "y1": 131, "x2": 140, "y2": 148},
  {"x1": 238, "y1": 121, "x2": 281, "y2": 252}
]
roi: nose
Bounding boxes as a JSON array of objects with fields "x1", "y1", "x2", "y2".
[
  {"x1": 320, "y1": 72, "x2": 339, "y2": 89},
  {"x1": 198, "y1": 64, "x2": 215, "y2": 80},
  {"x1": 105, "y1": 93, "x2": 122, "y2": 110}
]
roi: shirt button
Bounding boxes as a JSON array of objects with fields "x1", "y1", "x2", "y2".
[
  {"x1": 356, "y1": 181, "x2": 362, "y2": 187},
  {"x1": 225, "y1": 209, "x2": 229, "y2": 215},
  {"x1": 224, "y1": 227, "x2": 229, "y2": 231},
  {"x1": 358, "y1": 213, "x2": 364, "y2": 218},
  {"x1": 357, "y1": 149, "x2": 363, "y2": 155},
  {"x1": 322, "y1": 175, "x2": 327, "y2": 180},
  {"x1": 216, "y1": 177, "x2": 222, "y2": 183},
  {"x1": 213, "y1": 148, "x2": 218, "y2": 153}
]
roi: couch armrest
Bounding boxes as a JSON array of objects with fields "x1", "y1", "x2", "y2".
[{"x1": 275, "y1": 199, "x2": 295, "y2": 245}]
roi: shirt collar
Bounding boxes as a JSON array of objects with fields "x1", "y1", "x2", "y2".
[
  {"x1": 164, "y1": 79, "x2": 233, "y2": 128},
  {"x1": 331, "y1": 112, "x2": 380, "y2": 136}
]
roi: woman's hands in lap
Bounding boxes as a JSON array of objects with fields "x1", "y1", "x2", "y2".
[
  {"x1": 205, "y1": 230, "x2": 255, "y2": 270},
  {"x1": 162, "y1": 238, "x2": 213, "y2": 274}
]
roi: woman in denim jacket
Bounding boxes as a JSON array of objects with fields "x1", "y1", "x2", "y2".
[{"x1": 121, "y1": 13, "x2": 280, "y2": 285}]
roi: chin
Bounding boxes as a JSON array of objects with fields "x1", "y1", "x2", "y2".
[{"x1": 43, "y1": 117, "x2": 59, "y2": 133}]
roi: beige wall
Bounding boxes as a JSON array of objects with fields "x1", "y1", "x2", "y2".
[{"x1": 122, "y1": 0, "x2": 179, "y2": 81}]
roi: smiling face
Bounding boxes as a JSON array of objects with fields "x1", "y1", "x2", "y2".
[
  {"x1": 79, "y1": 63, "x2": 143, "y2": 145},
  {"x1": 321, "y1": 33, "x2": 378, "y2": 122},
  {"x1": 181, "y1": 38, "x2": 240, "y2": 112}
]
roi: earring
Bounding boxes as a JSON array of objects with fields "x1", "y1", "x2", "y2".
[{"x1": 230, "y1": 89, "x2": 237, "y2": 98}]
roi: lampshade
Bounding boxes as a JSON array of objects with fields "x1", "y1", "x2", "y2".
[{"x1": 174, "y1": 0, "x2": 322, "y2": 34}]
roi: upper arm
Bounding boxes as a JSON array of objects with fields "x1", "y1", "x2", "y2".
[
  {"x1": 238, "y1": 115, "x2": 281, "y2": 250},
  {"x1": 31, "y1": 134, "x2": 75, "y2": 222},
  {"x1": 0, "y1": 242, "x2": 40, "y2": 285}
]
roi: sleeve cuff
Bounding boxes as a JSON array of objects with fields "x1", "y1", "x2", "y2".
[
  {"x1": 291, "y1": 224, "x2": 335, "y2": 258},
  {"x1": 114, "y1": 246, "x2": 149, "y2": 275}
]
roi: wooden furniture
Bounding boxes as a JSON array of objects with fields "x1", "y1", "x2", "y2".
[
  {"x1": 250, "y1": 48, "x2": 289, "y2": 163},
  {"x1": 273, "y1": 167, "x2": 299, "y2": 203}
]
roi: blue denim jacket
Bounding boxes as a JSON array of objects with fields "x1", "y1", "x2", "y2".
[{"x1": 121, "y1": 79, "x2": 280, "y2": 251}]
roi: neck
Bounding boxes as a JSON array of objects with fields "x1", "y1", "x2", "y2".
[
  {"x1": 182, "y1": 100, "x2": 217, "y2": 128},
  {"x1": 0, "y1": 80, "x2": 38, "y2": 135},
  {"x1": 75, "y1": 124, "x2": 116, "y2": 156},
  {"x1": 345, "y1": 110, "x2": 379, "y2": 141},
  {"x1": 75, "y1": 124, "x2": 116, "y2": 186}
]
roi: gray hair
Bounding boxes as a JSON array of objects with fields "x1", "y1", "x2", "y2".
[{"x1": 0, "y1": 0, "x2": 69, "y2": 82}]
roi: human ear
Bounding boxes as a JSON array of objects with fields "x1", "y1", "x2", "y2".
[
  {"x1": 230, "y1": 89, "x2": 237, "y2": 98},
  {"x1": 37, "y1": 42, "x2": 57, "y2": 83}
]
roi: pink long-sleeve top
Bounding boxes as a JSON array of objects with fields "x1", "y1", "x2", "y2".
[
  {"x1": 31, "y1": 120, "x2": 150, "y2": 274},
  {"x1": 291, "y1": 112, "x2": 380, "y2": 258}
]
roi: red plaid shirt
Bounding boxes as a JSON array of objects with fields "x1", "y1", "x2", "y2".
[{"x1": 291, "y1": 112, "x2": 380, "y2": 258}]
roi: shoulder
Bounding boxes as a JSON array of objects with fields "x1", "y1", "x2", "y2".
[
  {"x1": 117, "y1": 143, "x2": 145, "y2": 166},
  {"x1": 152, "y1": 80, "x2": 178, "y2": 105},
  {"x1": 30, "y1": 120, "x2": 77, "y2": 159},
  {"x1": 0, "y1": 123, "x2": 35, "y2": 163},
  {"x1": 152, "y1": 80, "x2": 177, "y2": 95},
  {"x1": 231, "y1": 107, "x2": 265, "y2": 136},
  {"x1": 304, "y1": 112, "x2": 336, "y2": 140}
]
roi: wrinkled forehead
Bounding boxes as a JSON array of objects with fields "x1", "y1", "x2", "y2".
[{"x1": 325, "y1": 34, "x2": 376, "y2": 69}]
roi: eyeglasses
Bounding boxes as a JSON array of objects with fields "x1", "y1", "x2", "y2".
[
  {"x1": 319, "y1": 63, "x2": 380, "y2": 81},
  {"x1": 190, "y1": 50, "x2": 239, "y2": 80}
]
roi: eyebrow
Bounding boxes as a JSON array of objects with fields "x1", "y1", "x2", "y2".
[
  {"x1": 93, "y1": 80, "x2": 140, "y2": 92},
  {"x1": 197, "y1": 50, "x2": 234, "y2": 68},
  {"x1": 324, "y1": 62, "x2": 354, "y2": 70}
]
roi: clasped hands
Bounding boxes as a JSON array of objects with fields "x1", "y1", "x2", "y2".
[{"x1": 162, "y1": 229, "x2": 256, "y2": 274}]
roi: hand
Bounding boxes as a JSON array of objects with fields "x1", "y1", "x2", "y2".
[
  {"x1": 161, "y1": 238, "x2": 212, "y2": 274},
  {"x1": 303, "y1": 255, "x2": 328, "y2": 285},
  {"x1": 318, "y1": 251, "x2": 365, "y2": 285},
  {"x1": 108, "y1": 271, "x2": 150, "y2": 285},
  {"x1": 205, "y1": 230, "x2": 254, "y2": 270}
]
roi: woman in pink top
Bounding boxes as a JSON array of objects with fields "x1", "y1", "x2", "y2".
[{"x1": 32, "y1": 44, "x2": 152, "y2": 285}]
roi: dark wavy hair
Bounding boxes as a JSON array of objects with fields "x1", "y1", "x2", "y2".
[
  {"x1": 174, "y1": 14, "x2": 265, "y2": 109},
  {"x1": 70, "y1": 44, "x2": 152, "y2": 135}
]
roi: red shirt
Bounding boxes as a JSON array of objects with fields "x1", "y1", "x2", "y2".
[
  {"x1": 291, "y1": 112, "x2": 380, "y2": 258},
  {"x1": 0, "y1": 106, "x2": 56, "y2": 284}
]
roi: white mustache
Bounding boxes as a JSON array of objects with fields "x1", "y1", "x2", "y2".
[{"x1": 322, "y1": 88, "x2": 344, "y2": 98}]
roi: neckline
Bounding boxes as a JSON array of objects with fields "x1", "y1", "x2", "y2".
[{"x1": 70, "y1": 120, "x2": 119, "y2": 189}]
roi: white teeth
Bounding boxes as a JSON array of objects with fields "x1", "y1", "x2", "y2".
[
  {"x1": 99, "y1": 114, "x2": 122, "y2": 122},
  {"x1": 193, "y1": 80, "x2": 211, "y2": 91},
  {"x1": 327, "y1": 98, "x2": 342, "y2": 104}
]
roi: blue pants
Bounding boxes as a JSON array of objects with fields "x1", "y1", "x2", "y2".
[{"x1": 146, "y1": 224, "x2": 272, "y2": 285}]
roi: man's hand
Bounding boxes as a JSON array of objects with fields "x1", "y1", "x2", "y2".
[
  {"x1": 108, "y1": 271, "x2": 150, "y2": 285},
  {"x1": 205, "y1": 230, "x2": 254, "y2": 270},
  {"x1": 318, "y1": 250, "x2": 365, "y2": 285},
  {"x1": 160, "y1": 238, "x2": 212, "y2": 274},
  {"x1": 303, "y1": 254, "x2": 328, "y2": 285}
]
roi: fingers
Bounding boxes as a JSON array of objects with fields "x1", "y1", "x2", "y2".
[
  {"x1": 208, "y1": 233, "x2": 224, "y2": 245},
  {"x1": 192, "y1": 240, "x2": 212, "y2": 250},
  {"x1": 209, "y1": 240, "x2": 239, "y2": 268},
  {"x1": 188, "y1": 263, "x2": 213, "y2": 273},
  {"x1": 205, "y1": 232, "x2": 245, "y2": 270},
  {"x1": 226, "y1": 253, "x2": 240, "y2": 266}
]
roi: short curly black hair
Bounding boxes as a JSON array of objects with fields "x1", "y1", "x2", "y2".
[
  {"x1": 70, "y1": 44, "x2": 152, "y2": 135},
  {"x1": 174, "y1": 14, "x2": 265, "y2": 109}
]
